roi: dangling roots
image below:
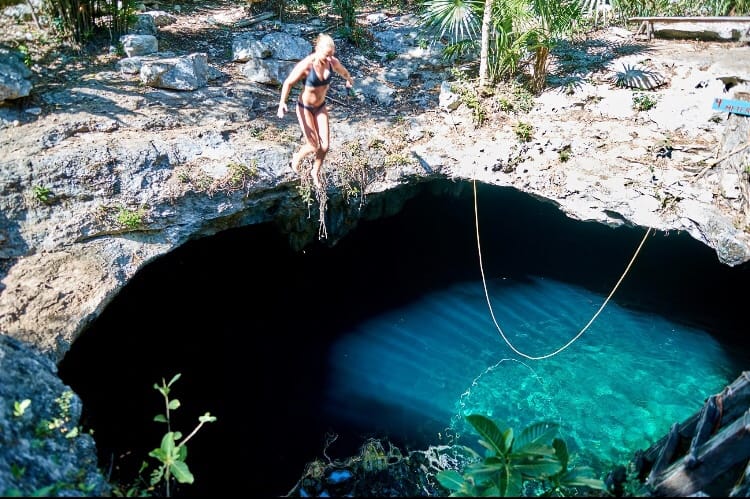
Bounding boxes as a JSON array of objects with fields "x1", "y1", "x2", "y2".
[
  {"x1": 297, "y1": 159, "x2": 329, "y2": 240},
  {"x1": 316, "y1": 180, "x2": 328, "y2": 240}
]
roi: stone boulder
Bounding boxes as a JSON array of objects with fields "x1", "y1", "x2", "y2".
[
  {"x1": 0, "y1": 47, "x2": 32, "y2": 101},
  {"x1": 0, "y1": 335, "x2": 110, "y2": 496}
]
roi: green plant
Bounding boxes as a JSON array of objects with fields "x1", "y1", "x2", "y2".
[
  {"x1": 384, "y1": 153, "x2": 412, "y2": 167},
  {"x1": 34, "y1": 390, "x2": 78, "y2": 439},
  {"x1": 227, "y1": 160, "x2": 257, "y2": 189},
  {"x1": 332, "y1": 0, "x2": 358, "y2": 28},
  {"x1": 43, "y1": 0, "x2": 136, "y2": 44},
  {"x1": 496, "y1": 82, "x2": 535, "y2": 114},
  {"x1": 299, "y1": 0, "x2": 322, "y2": 14},
  {"x1": 147, "y1": 373, "x2": 216, "y2": 497},
  {"x1": 297, "y1": 181, "x2": 314, "y2": 206},
  {"x1": 13, "y1": 399, "x2": 31, "y2": 417},
  {"x1": 420, "y1": 0, "x2": 584, "y2": 90},
  {"x1": 116, "y1": 206, "x2": 146, "y2": 230},
  {"x1": 17, "y1": 43, "x2": 31, "y2": 67},
  {"x1": 32, "y1": 185, "x2": 53, "y2": 205},
  {"x1": 632, "y1": 92, "x2": 657, "y2": 111},
  {"x1": 10, "y1": 463, "x2": 25, "y2": 480},
  {"x1": 514, "y1": 121, "x2": 533, "y2": 142},
  {"x1": 559, "y1": 144, "x2": 572, "y2": 162},
  {"x1": 436, "y1": 415, "x2": 606, "y2": 496},
  {"x1": 452, "y1": 83, "x2": 488, "y2": 126}
]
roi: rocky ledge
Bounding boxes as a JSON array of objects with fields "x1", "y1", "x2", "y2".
[{"x1": 2, "y1": 8, "x2": 749, "y2": 362}]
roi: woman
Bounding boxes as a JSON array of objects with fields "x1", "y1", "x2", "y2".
[{"x1": 277, "y1": 34, "x2": 354, "y2": 190}]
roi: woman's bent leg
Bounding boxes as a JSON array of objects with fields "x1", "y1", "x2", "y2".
[
  {"x1": 293, "y1": 103, "x2": 320, "y2": 173},
  {"x1": 310, "y1": 110, "x2": 331, "y2": 189}
]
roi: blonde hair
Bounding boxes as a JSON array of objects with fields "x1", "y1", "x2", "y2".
[{"x1": 315, "y1": 33, "x2": 335, "y2": 51}]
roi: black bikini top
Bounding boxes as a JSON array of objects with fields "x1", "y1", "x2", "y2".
[{"x1": 305, "y1": 62, "x2": 332, "y2": 87}]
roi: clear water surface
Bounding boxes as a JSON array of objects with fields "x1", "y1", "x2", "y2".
[{"x1": 322, "y1": 274, "x2": 736, "y2": 468}]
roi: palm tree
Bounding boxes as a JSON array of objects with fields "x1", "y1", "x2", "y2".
[
  {"x1": 420, "y1": 0, "x2": 584, "y2": 92},
  {"x1": 479, "y1": 0, "x2": 493, "y2": 87},
  {"x1": 524, "y1": 0, "x2": 584, "y2": 92},
  {"x1": 419, "y1": 0, "x2": 484, "y2": 63}
]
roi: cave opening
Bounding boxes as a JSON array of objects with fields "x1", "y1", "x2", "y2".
[{"x1": 58, "y1": 180, "x2": 750, "y2": 496}]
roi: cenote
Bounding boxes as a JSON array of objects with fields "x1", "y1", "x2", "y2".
[{"x1": 58, "y1": 180, "x2": 750, "y2": 496}]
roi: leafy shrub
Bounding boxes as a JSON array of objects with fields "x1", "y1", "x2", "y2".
[{"x1": 437, "y1": 415, "x2": 606, "y2": 497}]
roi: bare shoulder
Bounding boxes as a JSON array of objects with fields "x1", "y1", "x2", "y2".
[
  {"x1": 288, "y1": 55, "x2": 314, "y2": 79},
  {"x1": 331, "y1": 56, "x2": 347, "y2": 71},
  {"x1": 295, "y1": 54, "x2": 315, "y2": 70}
]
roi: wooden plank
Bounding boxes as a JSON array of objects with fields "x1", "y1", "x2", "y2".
[
  {"x1": 647, "y1": 422, "x2": 681, "y2": 485},
  {"x1": 713, "y1": 97, "x2": 750, "y2": 117},
  {"x1": 641, "y1": 372, "x2": 750, "y2": 465},
  {"x1": 652, "y1": 408, "x2": 750, "y2": 496}
]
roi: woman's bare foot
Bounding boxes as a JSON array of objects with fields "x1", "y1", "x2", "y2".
[{"x1": 290, "y1": 152, "x2": 303, "y2": 174}]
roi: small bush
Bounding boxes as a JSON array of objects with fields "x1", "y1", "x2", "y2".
[
  {"x1": 116, "y1": 206, "x2": 145, "y2": 230},
  {"x1": 632, "y1": 92, "x2": 658, "y2": 111},
  {"x1": 514, "y1": 121, "x2": 534, "y2": 142}
]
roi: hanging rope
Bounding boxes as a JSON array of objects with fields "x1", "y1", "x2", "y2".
[{"x1": 472, "y1": 178, "x2": 652, "y2": 360}]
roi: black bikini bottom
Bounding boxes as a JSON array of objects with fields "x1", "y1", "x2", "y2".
[{"x1": 297, "y1": 99, "x2": 326, "y2": 113}]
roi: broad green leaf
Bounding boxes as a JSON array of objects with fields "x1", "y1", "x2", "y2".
[
  {"x1": 467, "y1": 456, "x2": 504, "y2": 481},
  {"x1": 466, "y1": 414, "x2": 507, "y2": 455},
  {"x1": 513, "y1": 422, "x2": 559, "y2": 453},
  {"x1": 480, "y1": 484, "x2": 499, "y2": 496},
  {"x1": 436, "y1": 470, "x2": 465, "y2": 491},
  {"x1": 177, "y1": 444, "x2": 188, "y2": 461},
  {"x1": 503, "y1": 469, "x2": 523, "y2": 497},
  {"x1": 170, "y1": 461, "x2": 194, "y2": 484},
  {"x1": 552, "y1": 438, "x2": 568, "y2": 470},
  {"x1": 168, "y1": 399, "x2": 181, "y2": 410},
  {"x1": 496, "y1": 463, "x2": 509, "y2": 497},
  {"x1": 477, "y1": 439, "x2": 495, "y2": 454},
  {"x1": 153, "y1": 414, "x2": 168, "y2": 423},
  {"x1": 168, "y1": 373, "x2": 182, "y2": 387},
  {"x1": 514, "y1": 458, "x2": 563, "y2": 479},
  {"x1": 199, "y1": 412, "x2": 217, "y2": 423},
  {"x1": 160, "y1": 432, "x2": 176, "y2": 455},
  {"x1": 513, "y1": 442, "x2": 557, "y2": 458},
  {"x1": 149, "y1": 448, "x2": 167, "y2": 461},
  {"x1": 502, "y1": 427, "x2": 513, "y2": 454}
]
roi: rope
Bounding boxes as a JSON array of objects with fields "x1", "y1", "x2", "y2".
[{"x1": 472, "y1": 178, "x2": 652, "y2": 360}]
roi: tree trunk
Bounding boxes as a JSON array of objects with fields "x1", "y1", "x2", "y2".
[
  {"x1": 479, "y1": 0, "x2": 493, "y2": 87},
  {"x1": 531, "y1": 45, "x2": 549, "y2": 93}
]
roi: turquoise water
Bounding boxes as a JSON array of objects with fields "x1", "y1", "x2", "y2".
[{"x1": 324, "y1": 275, "x2": 736, "y2": 467}]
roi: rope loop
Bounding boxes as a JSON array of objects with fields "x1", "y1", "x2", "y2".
[{"x1": 473, "y1": 179, "x2": 652, "y2": 360}]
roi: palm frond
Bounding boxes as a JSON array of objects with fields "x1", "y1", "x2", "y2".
[
  {"x1": 612, "y1": 63, "x2": 665, "y2": 90},
  {"x1": 420, "y1": 0, "x2": 484, "y2": 42}
]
